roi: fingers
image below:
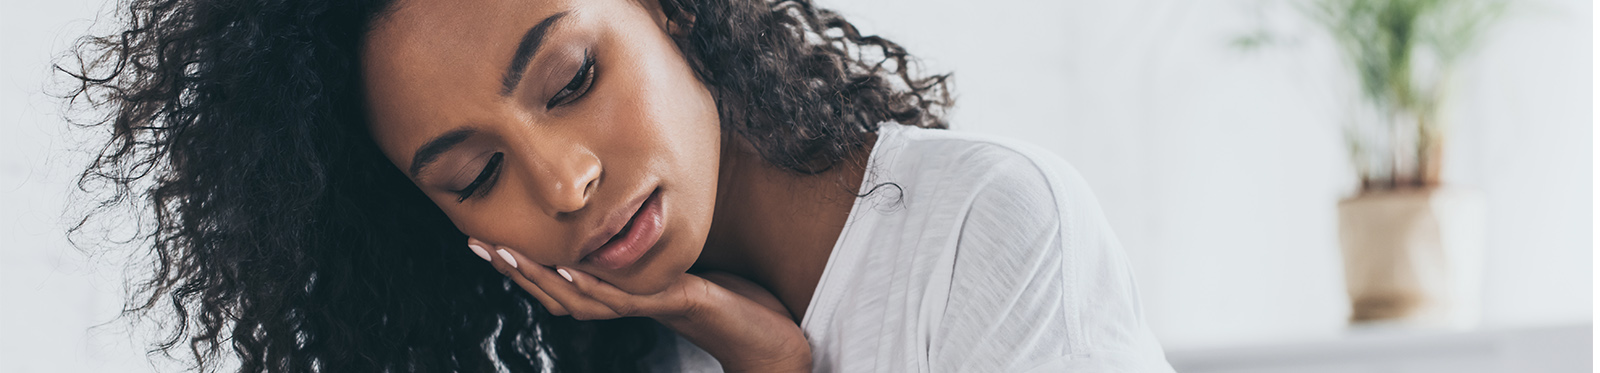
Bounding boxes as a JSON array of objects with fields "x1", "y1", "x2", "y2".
[
  {"x1": 466, "y1": 238, "x2": 687, "y2": 321},
  {"x1": 468, "y1": 238, "x2": 569, "y2": 316},
  {"x1": 491, "y1": 245, "x2": 625, "y2": 321},
  {"x1": 465, "y1": 240, "x2": 493, "y2": 262},
  {"x1": 557, "y1": 267, "x2": 638, "y2": 313},
  {"x1": 559, "y1": 266, "x2": 676, "y2": 316},
  {"x1": 508, "y1": 266, "x2": 571, "y2": 316}
]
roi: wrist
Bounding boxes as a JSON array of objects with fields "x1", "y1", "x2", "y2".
[{"x1": 650, "y1": 277, "x2": 811, "y2": 372}]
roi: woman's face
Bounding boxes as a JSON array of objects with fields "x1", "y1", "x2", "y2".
[{"x1": 362, "y1": 0, "x2": 721, "y2": 295}]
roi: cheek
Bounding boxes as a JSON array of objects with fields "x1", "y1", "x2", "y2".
[
  {"x1": 627, "y1": 50, "x2": 721, "y2": 215},
  {"x1": 584, "y1": 43, "x2": 721, "y2": 293},
  {"x1": 443, "y1": 194, "x2": 573, "y2": 264},
  {"x1": 595, "y1": 35, "x2": 720, "y2": 193}
]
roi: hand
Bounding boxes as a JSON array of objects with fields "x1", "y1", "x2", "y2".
[
  {"x1": 468, "y1": 238, "x2": 812, "y2": 372},
  {"x1": 469, "y1": 237, "x2": 701, "y2": 321}
]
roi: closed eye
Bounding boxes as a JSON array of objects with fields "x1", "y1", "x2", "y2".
[
  {"x1": 452, "y1": 152, "x2": 504, "y2": 202},
  {"x1": 546, "y1": 50, "x2": 596, "y2": 109}
]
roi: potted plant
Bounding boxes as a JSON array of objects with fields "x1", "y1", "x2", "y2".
[{"x1": 1243, "y1": 0, "x2": 1507, "y2": 328}]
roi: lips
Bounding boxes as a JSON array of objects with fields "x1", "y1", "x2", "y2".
[{"x1": 580, "y1": 188, "x2": 665, "y2": 271}]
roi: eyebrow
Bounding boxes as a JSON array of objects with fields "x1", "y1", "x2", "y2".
[
  {"x1": 409, "y1": 128, "x2": 478, "y2": 177},
  {"x1": 500, "y1": 11, "x2": 571, "y2": 96}
]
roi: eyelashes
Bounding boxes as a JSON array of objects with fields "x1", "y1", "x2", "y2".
[
  {"x1": 453, "y1": 152, "x2": 504, "y2": 202},
  {"x1": 453, "y1": 52, "x2": 593, "y2": 203},
  {"x1": 546, "y1": 49, "x2": 596, "y2": 109}
]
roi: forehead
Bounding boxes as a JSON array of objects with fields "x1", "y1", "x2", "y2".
[
  {"x1": 369, "y1": 0, "x2": 567, "y2": 52},
  {"x1": 360, "y1": 0, "x2": 575, "y2": 160},
  {"x1": 362, "y1": 0, "x2": 567, "y2": 99}
]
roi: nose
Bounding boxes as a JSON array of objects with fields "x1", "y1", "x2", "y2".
[{"x1": 528, "y1": 143, "x2": 601, "y2": 216}]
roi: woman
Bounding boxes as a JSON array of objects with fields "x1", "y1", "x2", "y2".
[{"x1": 64, "y1": 0, "x2": 1174, "y2": 371}]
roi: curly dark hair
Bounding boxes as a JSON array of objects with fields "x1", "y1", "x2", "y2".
[{"x1": 60, "y1": 0, "x2": 951, "y2": 371}]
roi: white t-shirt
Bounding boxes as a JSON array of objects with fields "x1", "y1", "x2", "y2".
[{"x1": 647, "y1": 122, "x2": 1173, "y2": 372}]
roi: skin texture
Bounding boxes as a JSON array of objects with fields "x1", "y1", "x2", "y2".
[
  {"x1": 365, "y1": 0, "x2": 720, "y2": 297},
  {"x1": 364, "y1": 0, "x2": 868, "y2": 367},
  {"x1": 65, "y1": 0, "x2": 953, "y2": 365}
]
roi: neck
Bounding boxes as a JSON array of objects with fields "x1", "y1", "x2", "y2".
[{"x1": 696, "y1": 133, "x2": 873, "y2": 323}]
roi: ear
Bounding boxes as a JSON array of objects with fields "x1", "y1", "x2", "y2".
[{"x1": 634, "y1": 0, "x2": 695, "y2": 37}]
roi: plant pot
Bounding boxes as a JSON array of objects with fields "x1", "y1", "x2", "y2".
[{"x1": 1337, "y1": 187, "x2": 1486, "y2": 329}]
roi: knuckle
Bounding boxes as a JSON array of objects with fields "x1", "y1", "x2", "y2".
[{"x1": 610, "y1": 303, "x2": 637, "y2": 316}]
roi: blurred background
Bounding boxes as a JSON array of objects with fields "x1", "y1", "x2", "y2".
[{"x1": 2, "y1": 0, "x2": 1592, "y2": 372}]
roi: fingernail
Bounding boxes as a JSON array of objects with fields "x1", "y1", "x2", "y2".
[
  {"x1": 557, "y1": 268, "x2": 573, "y2": 282},
  {"x1": 496, "y1": 249, "x2": 518, "y2": 268},
  {"x1": 468, "y1": 244, "x2": 491, "y2": 262}
]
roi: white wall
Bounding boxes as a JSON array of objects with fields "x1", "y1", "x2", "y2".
[
  {"x1": 1, "y1": 0, "x2": 1591, "y2": 371},
  {"x1": 818, "y1": 0, "x2": 1593, "y2": 350},
  {"x1": 2, "y1": 0, "x2": 166, "y2": 372}
]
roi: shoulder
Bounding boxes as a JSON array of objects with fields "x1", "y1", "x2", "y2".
[
  {"x1": 879, "y1": 124, "x2": 1099, "y2": 228},
  {"x1": 883, "y1": 126, "x2": 1170, "y2": 371},
  {"x1": 886, "y1": 128, "x2": 1084, "y2": 369}
]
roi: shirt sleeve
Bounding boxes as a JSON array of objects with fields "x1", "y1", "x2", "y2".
[{"x1": 928, "y1": 145, "x2": 1173, "y2": 373}]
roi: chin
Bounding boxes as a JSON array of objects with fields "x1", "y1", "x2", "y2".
[
  {"x1": 611, "y1": 229, "x2": 702, "y2": 296},
  {"x1": 617, "y1": 180, "x2": 715, "y2": 295}
]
